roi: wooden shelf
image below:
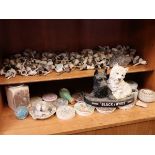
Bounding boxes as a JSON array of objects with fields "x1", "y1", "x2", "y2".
[
  {"x1": 0, "y1": 65, "x2": 154, "y2": 85},
  {"x1": 1, "y1": 102, "x2": 155, "y2": 135}
]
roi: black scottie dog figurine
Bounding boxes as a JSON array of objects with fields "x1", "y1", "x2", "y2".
[{"x1": 93, "y1": 69, "x2": 113, "y2": 98}]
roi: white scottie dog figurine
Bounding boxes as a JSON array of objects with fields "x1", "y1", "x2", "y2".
[{"x1": 108, "y1": 64, "x2": 132, "y2": 99}]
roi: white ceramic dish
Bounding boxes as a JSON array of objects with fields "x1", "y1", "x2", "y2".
[
  {"x1": 56, "y1": 105, "x2": 75, "y2": 120},
  {"x1": 74, "y1": 101, "x2": 95, "y2": 116},
  {"x1": 29, "y1": 101, "x2": 56, "y2": 120},
  {"x1": 138, "y1": 89, "x2": 155, "y2": 103}
]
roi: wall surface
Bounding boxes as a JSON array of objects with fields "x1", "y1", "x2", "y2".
[
  {"x1": 0, "y1": 19, "x2": 131, "y2": 53},
  {"x1": 0, "y1": 88, "x2": 3, "y2": 114}
]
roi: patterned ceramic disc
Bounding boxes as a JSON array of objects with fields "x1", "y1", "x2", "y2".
[
  {"x1": 74, "y1": 101, "x2": 95, "y2": 116},
  {"x1": 42, "y1": 93, "x2": 58, "y2": 102},
  {"x1": 56, "y1": 105, "x2": 75, "y2": 120}
]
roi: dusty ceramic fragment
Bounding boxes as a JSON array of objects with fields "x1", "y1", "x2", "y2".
[
  {"x1": 63, "y1": 64, "x2": 71, "y2": 72},
  {"x1": 74, "y1": 59, "x2": 80, "y2": 66},
  {"x1": 5, "y1": 68, "x2": 17, "y2": 79},
  {"x1": 55, "y1": 64, "x2": 63, "y2": 73},
  {"x1": 133, "y1": 58, "x2": 147, "y2": 66},
  {"x1": 136, "y1": 100, "x2": 148, "y2": 108},
  {"x1": 133, "y1": 56, "x2": 140, "y2": 64}
]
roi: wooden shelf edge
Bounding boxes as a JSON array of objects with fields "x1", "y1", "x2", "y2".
[
  {"x1": 0, "y1": 65, "x2": 154, "y2": 85},
  {"x1": 1, "y1": 102, "x2": 155, "y2": 135}
]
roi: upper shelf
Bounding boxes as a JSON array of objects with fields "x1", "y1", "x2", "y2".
[{"x1": 0, "y1": 65, "x2": 154, "y2": 85}]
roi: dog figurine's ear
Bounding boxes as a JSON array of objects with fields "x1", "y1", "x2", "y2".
[{"x1": 94, "y1": 69, "x2": 98, "y2": 75}]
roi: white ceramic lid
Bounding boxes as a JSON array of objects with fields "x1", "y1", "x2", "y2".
[{"x1": 42, "y1": 93, "x2": 58, "y2": 102}]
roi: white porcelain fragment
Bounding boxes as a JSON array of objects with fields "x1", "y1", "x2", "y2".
[
  {"x1": 55, "y1": 64, "x2": 63, "y2": 73},
  {"x1": 136, "y1": 100, "x2": 148, "y2": 108}
]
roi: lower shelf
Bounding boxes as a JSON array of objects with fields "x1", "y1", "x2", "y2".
[{"x1": 0, "y1": 102, "x2": 155, "y2": 135}]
